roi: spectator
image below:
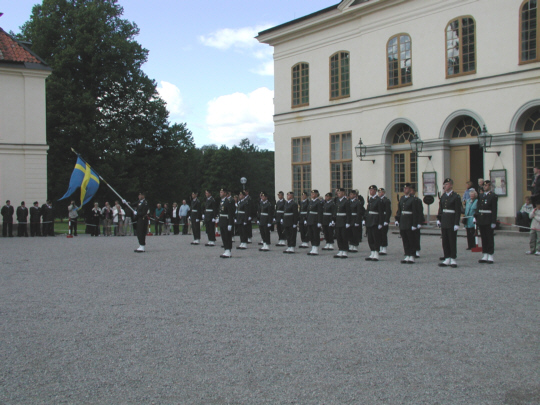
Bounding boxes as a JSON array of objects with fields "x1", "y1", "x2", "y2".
[
  {"x1": 163, "y1": 203, "x2": 171, "y2": 235},
  {"x1": 179, "y1": 199, "x2": 190, "y2": 235},
  {"x1": 517, "y1": 196, "x2": 534, "y2": 230},
  {"x1": 1, "y1": 200, "x2": 14, "y2": 237},
  {"x1": 154, "y1": 203, "x2": 164, "y2": 235},
  {"x1": 462, "y1": 181, "x2": 474, "y2": 206},
  {"x1": 171, "y1": 202, "x2": 180, "y2": 235},
  {"x1": 531, "y1": 165, "x2": 540, "y2": 207},
  {"x1": 68, "y1": 200, "x2": 79, "y2": 236},
  {"x1": 527, "y1": 206, "x2": 540, "y2": 255},
  {"x1": 91, "y1": 202, "x2": 101, "y2": 236},
  {"x1": 101, "y1": 202, "x2": 113, "y2": 236},
  {"x1": 124, "y1": 207, "x2": 134, "y2": 236},
  {"x1": 464, "y1": 190, "x2": 478, "y2": 250},
  {"x1": 477, "y1": 178, "x2": 485, "y2": 199},
  {"x1": 113, "y1": 201, "x2": 125, "y2": 236}
]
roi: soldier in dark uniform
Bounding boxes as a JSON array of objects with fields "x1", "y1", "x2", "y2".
[
  {"x1": 364, "y1": 185, "x2": 385, "y2": 261},
  {"x1": 437, "y1": 178, "x2": 462, "y2": 268},
  {"x1": 306, "y1": 190, "x2": 323, "y2": 256},
  {"x1": 274, "y1": 191, "x2": 286, "y2": 246},
  {"x1": 16, "y1": 201, "x2": 29, "y2": 237},
  {"x1": 204, "y1": 190, "x2": 218, "y2": 246},
  {"x1": 219, "y1": 188, "x2": 235, "y2": 258},
  {"x1": 378, "y1": 188, "x2": 391, "y2": 255},
  {"x1": 322, "y1": 192, "x2": 336, "y2": 250},
  {"x1": 347, "y1": 190, "x2": 362, "y2": 253},
  {"x1": 282, "y1": 192, "x2": 299, "y2": 253},
  {"x1": 410, "y1": 185, "x2": 425, "y2": 258},
  {"x1": 134, "y1": 192, "x2": 149, "y2": 252},
  {"x1": 190, "y1": 192, "x2": 202, "y2": 245},
  {"x1": 2, "y1": 200, "x2": 14, "y2": 237},
  {"x1": 334, "y1": 188, "x2": 351, "y2": 258},
  {"x1": 258, "y1": 191, "x2": 274, "y2": 251},
  {"x1": 236, "y1": 190, "x2": 249, "y2": 250},
  {"x1": 244, "y1": 189, "x2": 255, "y2": 243},
  {"x1": 476, "y1": 180, "x2": 498, "y2": 264},
  {"x1": 41, "y1": 201, "x2": 55, "y2": 236},
  {"x1": 30, "y1": 201, "x2": 41, "y2": 237},
  {"x1": 395, "y1": 183, "x2": 418, "y2": 264},
  {"x1": 298, "y1": 191, "x2": 310, "y2": 248}
]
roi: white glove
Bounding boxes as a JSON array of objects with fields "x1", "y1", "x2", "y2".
[
  {"x1": 417, "y1": 224, "x2": 422, "y2": 229},
  {"x1": 213, "y1": 218, "x2": 217, "y2": 223},
  {"x1": 491, "y1": 223, "x2": 496, "y2": 229},
  {"x1": 345, "y1": 224, "x2": 350, "y2": 228},
  {"x1": 280, "y1": 219, "x2": 283, "y2": 225},
  {"x1": 395, "y1": 221, "x2": 399, "y2": 227},
  {"x1": 202, "y1": 214, "x2": 205, "y2": 220},
  {"x1": 317, "y1": 223, "x2": 321, "y2": 228},
  {"x1": 304, "y1": 220, "x2": 307, "y2": 225},
  {"x1": 267, "y1": 223, "x2": 271, "y2": 227},
  {"x1": 196, "y1": 219, "x2": 200, "y2": 223},
  {"x1": 362, "y1": 220, "x2": 366, "y2": 226},
  {"x1": 330, "y1": 221, "x2": 335, "y2": 227},
  {"x1": 454, "y1": 225, "x2": 459, "y2": 231},
  {"x1": 133, "y1": 211, "x2": 137, "y2": 216},
  {"x1": 437, "y1": 220, "x2": 441, "y2": 228},
  {"x1": 293, "y1": 224, "x2": 297, "y2": 228},
  {"x1": 122, "y1": 199, "x2": 127, "y2": 204},
  {"x1": 354, "y1": 223, "x2": 359, "y2": 227},
  {"x1": 234, "y1": 219, "x2": 237, "y2": 223},
  {"x1": 227, "y1": 225, "x2": 232, "y2": 231},
  {"x1": 384, "y1": 222, "x2": 388, "y2": 226},
  {"x1": 378, "y1": 225, "x2": 383, "y2": 229},
  {"x1": 243, "y1": 222, "x2": 246, "y2": 226},
  {"x1": 412, "y1": 226, "x2": 417, "y2": 231},
  {"x1": 257, "y1": 221, "x2": 260, "y2": 225},
  {"x1": 248, "y1": 217, "x2": 251, "y2": 221},
  {"x1": 473, "y1": 217, "x2": 476, "y2": 223}
]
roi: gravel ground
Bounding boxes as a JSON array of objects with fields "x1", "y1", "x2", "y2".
[{"x1": 0, "y1": 230, "x2": 539, "y2": 404}]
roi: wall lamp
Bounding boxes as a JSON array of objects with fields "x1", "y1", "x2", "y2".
[
  {"x1": 478, "y1": 125, "x2": 501, "y2": 156},
  {"x1": 410, "y1": 132, "x2": 432, "y2": 160},
  {"x1": 354, "y1": 138, "x2": 375, "y2": 164}
]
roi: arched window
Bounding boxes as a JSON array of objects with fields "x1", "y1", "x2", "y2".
[
  {"x1": 520, "y1": 0, "x2": 539, "y2": 63},
  {"x1": 524, "y1": 108, "x2": 540, "y2": 131},
  {"x1": 330, "y1": 52, "x2": 350, "y2": 100},
  {"x1": 446, "y1": 17, "x2": 476, "y2": 77},
  {"x1": 391, "y1": 124, "x2": 417, "y2": 193},
  {"x1": 387, "y1": 34, "x2": 412, "y2": 89},
  {"x1": 523, "y1": 108, "x2": 540, "y2": 198},
  {"x1": 292, "y1": 63, "x2": 309, "y2": 107},
  {"x1": 451, "y1": 117, "x2": 481, "y2": 138}
]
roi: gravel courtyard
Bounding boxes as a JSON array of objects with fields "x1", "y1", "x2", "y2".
[{"x1": 1, "y1": 230, "x2": 539, "y2": 404}]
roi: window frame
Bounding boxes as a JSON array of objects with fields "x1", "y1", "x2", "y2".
[
  {"x1": 291, "y1": 62, "x2": 310, "y2": 108},
  {"x1": 329, "y1": 51, "x2": 351, "y2": 101},
  {"x1": 519, "y1": 0, "x2": 540, "y2": 64},
  {"x1": 445, "y1": 16, "x2": 477, "y2": 79},
  {"x1": 291, "y1": 137, "x2": 312, "y2": 199},
  {"x1": 329, "y1": 132, "x2": 353, "y2": 191},
  {"x1": 387, "y1": 33, "x2": 413, "y2": 90}
]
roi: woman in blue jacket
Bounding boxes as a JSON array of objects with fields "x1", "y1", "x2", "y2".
[{"x1": 464, "y1": 189, "x2": 478, "y2": 250}]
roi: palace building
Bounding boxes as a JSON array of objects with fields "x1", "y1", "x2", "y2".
[{"x1": 257, "y1": 0, "x2": 540, "y2": 222}]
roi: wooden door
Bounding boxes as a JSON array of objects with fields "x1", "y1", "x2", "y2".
[{"x1": 450, "y1": 145, "x2": 470, "y2": 196}]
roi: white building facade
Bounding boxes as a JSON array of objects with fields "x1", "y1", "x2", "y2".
[
  {"x1": 257, "y1": 0, "x2": 540, "y2": 222},
  {"x1": 0, "y1": 28, "x2": 51, "y2": 206}
]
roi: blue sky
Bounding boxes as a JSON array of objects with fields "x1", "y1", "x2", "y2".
[{"x1": 1, "y1": 0, "x2": 337, "y2": 150}]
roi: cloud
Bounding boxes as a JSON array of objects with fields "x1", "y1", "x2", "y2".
[
  {"x1": 206, "y1": 87, "x2": 274, "y2": 149},
  {"x1": 156, "y1": 81, "x2": 186, "y2": 121}
]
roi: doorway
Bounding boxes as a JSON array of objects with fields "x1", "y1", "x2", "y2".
[{"x1": 450, "y1": 144, "x2": 484, "y2": 195}]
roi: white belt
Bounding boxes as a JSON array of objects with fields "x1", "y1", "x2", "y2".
[
  {"x1": 479, "y1": 210, "x2": 492, "y2": 213},
  {"x1": 368, "y1": 211, "x2": 379, "y2": 215},
  {"x1": 323, "y1": 213, "x2": 332, "y2": 215},
  {"x1": 284, "y1": 213, "x2": 293, "y2": 216},
  {"x1": 191, "y1": 210, "x2": 198, "y2": 212},
  {"x1": 219, "y1": 214, "x2": 228, "y2": 217},
  {"x1": 205, "y1": 209, "x2": 214, "y2": 212},
  {"x1": 260, "y1": 213, "x2": 268, "y2": 216},
  {"x1": 300, "y1": 212, "x2": 307, "y2": 215},
  {"x1": 443, "y1": 209, "x2": 455, "y2": 213},
  {"x1": 351, "y1": 213, "x2": 357, "y2": 216},
  {"x1": 237, "y1": 211, "x2": 245, "y2": 214},
  {"x1": 336, "y1": 213, "x2": 347, "y2": 216},
  {"x1": 401, "y1": 211, "x2": 412, "y2": 214},
  {"x1": 276, "y1": 210, "x2": 284, "y2": 213}
]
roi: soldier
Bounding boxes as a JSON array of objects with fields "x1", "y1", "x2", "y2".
[
  {"x1": 236, "y1": 190, "x2": 249, "y2": 250},
  {"x1": 395, "y1": 183, "x2": 418, "y2": 264},
  {"x1": 306, "y1": 190, "x2": 323, "y2": 256},
  {"x1": 348, "y1": 189, "x2": 364, "y2": 253},
  {"x1": 1, "y1": 200, "x2": 14, "y2": 237},
  {"x1": 190, "y1": 191, "x2": 202, "y2": 245},
  {"x1": 204, "y1": 190, "x2": 218, "y2": 246},
  {"x1": 299, "y1": 191, "x2": 310, "y2": 248},
  {"x1": 334, "y1": 188, "x2": 351, "y2": 259},
  {"x1": 219, "y1": 188, "x2": 235, "y2": 258},
  {"x1": 134, "y1": 192, "x2": 149, "y2": 252},
  {"x1": 30, "y1": 201, "x2": 41, "y2": 237},
  {"x1": 476, "y1": 180, "x2": 498, "y2": 264},
  {"x1": 41, "y1": 200, "x2": 55, "y2": 237},
  {"x1": 258, "y1": 191, "x2": 274, "y2": 251},
  {"x1": 322, "y1": 193, "x2": 336, "y2": 250},
  {"x1": 274, "y1": 191, "x2": 286, "y2": 246},
  {"x1": 364, "y1": 185, "x2": 385, "y2": 261},
  {"x1": 410, "y1": 185, "x2": 425, "y2": 258},
  {"x1": 16, "y1": 201, "x2": 29, "y2": 237},
  {"x1": 282, "y1": 191, "x2": 299, "y2": 253},
  {"x1": 244, "y1": 188, "x2": 255, "y2": 243},
  {"x1": 378, "y1": 188, "x2": 391, "y2": 255},
  {"x1": 437, "y1": 178, "x2": 462, "y2": 268}
]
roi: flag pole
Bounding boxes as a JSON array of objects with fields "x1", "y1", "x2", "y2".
[{"x1": 70, "y1": 148, "x2": 136, "y2": 212}]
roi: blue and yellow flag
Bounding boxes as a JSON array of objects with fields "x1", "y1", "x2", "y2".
[{"x1": 59, "y1": 157, "x2": 100, "y2": 208}]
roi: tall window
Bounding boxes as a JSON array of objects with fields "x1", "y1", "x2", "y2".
[
  {"x1": 446, "y1": 17, "x2": 476, "y2": 77},
  {"x1": 330, "y1": 52, "x2": 350, "y2": 100},
  {"x1": 330, "y1": 132, "x2": 352, "y2": 191},
  {"x1": 292, "y1": 137, "x2": 311, "y2": 199},
  {"x1": 391, "y1": 125, "x2": 417, "y2": 193},
  {"x1": 292, "y1": 63, "x2": 309, "y2": 107},
  {"x1": 523, "y1": 108, "x2": 540, "y2": 197},
  {"x1": 452, "y1": 117, "x2": 481, "y2": 138},
  {"x1": 387, "y1": 34, "x2": 412, "y2": 89},
  {"x1": 521, "y1": 1, "x2": 539, "y2": 63}
]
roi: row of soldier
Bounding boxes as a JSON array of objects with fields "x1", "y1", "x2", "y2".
[{"x1": 1, "y1": 200, "x2": 55, "y2": 237}]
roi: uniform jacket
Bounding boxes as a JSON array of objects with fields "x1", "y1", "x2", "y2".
[
  {"x1": 30, "y1": 206, "x2": 41, "y2": 222},
  {"x1": 275, "y1": 199, "x2": 286, "y2": 222},
  {"x1": 414, "y1": 197, "x2": 425, "y2": 226},
  {"x1": 349, "y1": 198, "x2": 363, "y2": 226},
  {"x1": 236, "y1": 197, "x2": 249, "y2": 224},
  {"x1": 437, "y1": 191, "x2": 462, "y2": 228},
  {"x1": 299, "y1": 199, "x2": 309, "y2": 221},
  {"x1": 476, "y1": 191, "x2": 498, "y2": 226},
  {"x1": 322, "y1": 200, "x2": 336, "y2": 226},
  {"x1": 1, "y1": 205, "x2": 14, "y2": 221},
  {"x1": 16, "y1": 206, "x2": 28, "y2": 223},
  {"x1": 41, "y1": 204, "x2": 54, "y2": 222},
  {"x1": 396, "y1": 195, "x2": 417, "y2": 230},
  {"x1": 381, "y1": 196, "x2": 392, "y2": 224},
  {"x1": 306, "y1": 198, "x2": 323, "y2": 226},
  {"x1": 218, "y1": 197, "x2": 235, "y2": 227},
  {"x1": 335, "y1": 197, "x2": 351, "y2": 228},
  {"x1": 190, "y1": 199, "x2": 202, "y2": 221},
  {"x1": 283, "y1": 199, "x2": 299, "y2": 227},
  {"x1": 364, "y1": 195, "x2": 385, "y2": 228},
  {"x1": 135, "y1": 199, "x2": 148, "y2": 222},
  {"x1": 258, "y1": 200, "x2": 274, "y2": 226},
  {"x1": 204, "y1": 197, "x2": 218, "y2": 223}
]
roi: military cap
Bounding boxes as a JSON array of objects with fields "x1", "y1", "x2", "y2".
[
  {"x1": 277, "y1": 191, "x2": 284, "y2": 195},
  {"x1": 349, "y1": 189, "x2": 358, "y2": 194},
  {"x1": 337, "y1": 187, "x2": 346, "y2": 192},
  {"x1": 260, "y1": 191, "x2": 268, "y2": 197},
  {"x1": 484, "y1": 180, "x2": 491, "y2": 185},
  {"x1": 403, "y1": 183, "x2": 412, "y2": 188},
  {"x1": 326, "y1": 192, "x2": 333, "y2": 197},
  {"x1": 443, "y1": 178, "x2": 453, "y2": 185},
  {"x1": 378, "y1": 187, "x2": 385, "y2": 192},
  {"x1": 33, "y1": 201, "x2": 39, "y2": 205},
  {"x1": 368, "y1": 185, "x2": 377, "y2": 190},
  {"x1": 138, "y1": 191, "x2": 146, "y2": 196},
  {"x1": 409, "y1": 183, "x2": 416, "y2": 190},
  {"x1": 220, "y1": 188, "x2": 228, "y2": 192},
  {"x1": 311, "y1": 189, "x2": 319, "y2": 194}
]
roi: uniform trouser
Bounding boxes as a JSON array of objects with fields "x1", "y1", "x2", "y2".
[
  {"x1": 42, "y1": 222, "x2": 54, "y2": 236},
  {"x1": 220, "y1": 224, "x2": 232, "y2": 250},
  {"x1": 299, "y1": 220, "x2": 308, "y2": 242},
  {"x1": 323, "y1": 225, "x2": 334, "y2": 243},
  {"x1": 136, "y1": 218, "x2": 146, "y2": 246},
  {"x1": 307, "y1": 224, "x2": 321, "y2": 246},
  {"x1": 3, "y1": 221, "x2": 12, "y2": 236},
  {"x1": 30, "y1": 221, "x2": 41, "y2": 236},
  {"x1": 276, "y1": 221, "x2": 285, "y2": 240},
  {"x1": 247, "y1": 219, "x2": 253, "y2": 238},
  {"x1": 466, "y1": 227, "x2": 476, "y2": 248},
  {"x1": 413, "y1": 228, "x2": 421, "y2": 252},
  {"x1": 380, "y1": 225, "x2": 389, "y2": 247},
  {"x1": 335, "y1": 226, "x2": 348, "y2": 251},
  {"x1": 284, "y1": 225, "x2": 297, "y2": 247},
  {"x1": 18, "y1": 222, "x2": 28, "y2": 236},
  {"x1": 349, "y1": 225, "x2": 361, "y2": 246},
  {"x1": 367, "y1": 226, "x2": 380, "y2": 251},
  {"x1": 92, "y1": 219, "x2": 100, "y2": 236},
  {"x1": 192, "y1": 219, "x2": 201, "y2": 240},
  {"x1": 400, "y1": 229, "x2": 415, "y2": 256},
  {"x1": 260, "y1": 223, "x2": 271, "y2": 244},
  {"x1": 205, "y1": 220, "x2": 216, "y2": 241},
  {"x1": 172, "y1": 217, "x2": 180, "y2": 234},
  {"x1": 239, "y1": 222, "x2": 248, "y2": 243},
  {"x1": 479, "y1": 225, "x2": 495, "y2": 255},
  {"x1": 441, "y1": 227, "x2": 458, "y2": 259}
]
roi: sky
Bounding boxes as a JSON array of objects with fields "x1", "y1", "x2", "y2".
[{"x1": 1, "y1": 0, "x2": 338, "y2": 150}]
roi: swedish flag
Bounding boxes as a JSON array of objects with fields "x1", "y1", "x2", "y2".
[{"x1": 59, "y1": 157, "x2": 100, "y2": 208}]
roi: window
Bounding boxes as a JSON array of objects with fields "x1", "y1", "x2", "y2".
[
  {"x1": 292, "y1": 63, "x2": 309, "y2": 107},
  {"x1": 521, "y1": 0, "x2": 539, "y2": 63},
  {"x1": 391, "y1": 124, "x2": 417, "y2": 193},
  {"x1": 330, "y1": 52, "x2": 350, "y2": 100},
  {"x1": 387, "y1": 34, "x2": 412, "y2": 89},
  {"x1": 292, "y1": 137, "x2": 311, "y2": 199},
  {"x1": 330, "y1": 132, "x2": 352, "y2": 190},
  {"x1": 446, "y1": 17, "x2": 476, "y2": 77},
  {"x1": 524, "y1": 108, "x2": 540, "y2": 131},
  {"x1": 523, "y1": 108, "x2": 540, "y2": 197},
  {"x1": 452, "y1": 117, "x2": 481, "y2": 138}
]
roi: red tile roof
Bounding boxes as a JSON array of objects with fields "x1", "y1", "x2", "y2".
[{"x1": 0, "y1": 27, "x2": 43, "y2": 64}]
